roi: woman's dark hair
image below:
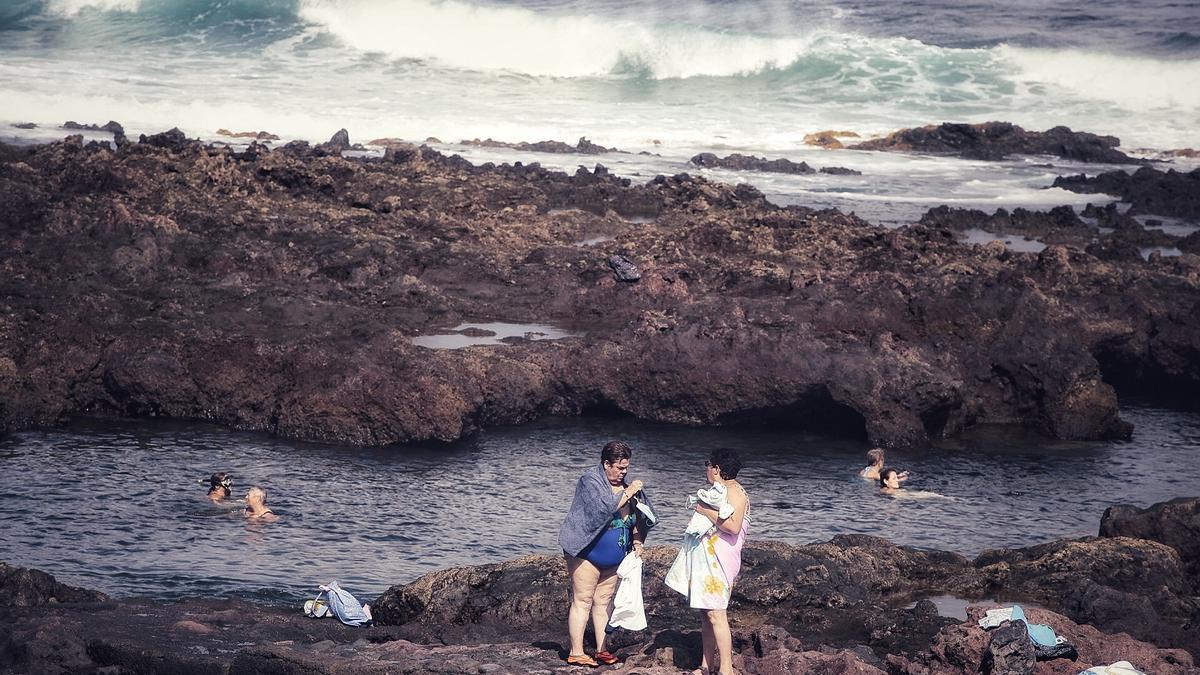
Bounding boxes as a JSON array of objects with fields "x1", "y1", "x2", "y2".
[
  {"x1": 601, "y1": 441, "x2": 633, "y2": 464},
  {"x1": 707, "y1": 448, "x2": 742, "y2": 480},
  {"x1": 878, "y1": 468, "x2": 898, "y2": 488}
]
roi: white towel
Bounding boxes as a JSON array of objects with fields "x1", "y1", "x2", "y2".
[
  {"x1": 1078, "y1": 662, "x2": 1147, "y2": 675},
  {"x1": 978, "y1": 607, "x2": 1014, "y2": 629},
  {"x1": 608, "y1": 553, "x2": 647, "y2": 631},
  {"x1": 683, "y1": 482, "x2": 735, "y2": 536}
]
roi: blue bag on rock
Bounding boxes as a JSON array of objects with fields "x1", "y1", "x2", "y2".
[{"x1": 317, "y1": 581, "x2": 372, "y2": 627}]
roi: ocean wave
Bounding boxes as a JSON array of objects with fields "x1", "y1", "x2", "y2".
[
  {"x1": 297, "y1": 0, "x2": 826, "y2": 79},
  {"x1": 1002, "y1": 45, "x2": 1200, "y2": 112},
  {"x1": 44, "y1": 0, "x2": 143, "y2": 16}
]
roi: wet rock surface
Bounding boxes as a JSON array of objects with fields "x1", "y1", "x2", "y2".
[
  {"x1": 1100, "y1": 497, "x2": 1200, "y2": 576},
  {"x1": 855, "y1": 122, "x2": 1137, "y2": 163},
  {"x1": 461, "y1": 136, "x2": 620, "y2": 154},
  {"x1": 918, "y1": 205, "x2": 1090, "y2": 245},
  {"x1": 689, "y1": 152, "x2": 862, "y2": 175},
  {"x1": 1053, "y1": 166, "x2": 1200, "y2": 219},
  {"x1": 0, "y1": 561, "x2": 109, "y2": 606},
  {"x1": 1, "y1": 134, "x2": 1199, "y2": 447},
  {"x1": 5, "y1": 503, "x2": 1199, "y2": 674}
]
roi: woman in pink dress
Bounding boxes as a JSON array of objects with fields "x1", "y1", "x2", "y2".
[{"x1": 665, "y1": 448, "x2": 749, "y2": 675}]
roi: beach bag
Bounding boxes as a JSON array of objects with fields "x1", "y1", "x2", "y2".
[
  {"x1": 319, "y1": 581, "x2": 372, "y2": 627},
  {"x1": 608, "y1": 553, "x2": 647, "y2": 631},
  {"x1": 303, "y1": 590, "x2": 331, "y2": 618},
  {"x1": 1010, "y1": 605, "x2": 1062, "y2": 647}
]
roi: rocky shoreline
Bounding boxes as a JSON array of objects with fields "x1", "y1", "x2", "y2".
[
  {"x1": 1, "y1": 127, "x2": 1198, "y2": 448},
  {"x1": 3, "y1": 498, "x2": 1199, "y2": 674}
]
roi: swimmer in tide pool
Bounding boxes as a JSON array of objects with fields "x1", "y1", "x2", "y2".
[
  {"x1": 879, "y1": 469, "x2": 951, "y2": 500},
  {"x1": 860, "y1": 449, "x2": 908, "y2": 483}
]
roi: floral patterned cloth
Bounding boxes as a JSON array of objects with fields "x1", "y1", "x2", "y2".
[{"x1": 664, "y1": 509, "x2": 748, "y2": 610}]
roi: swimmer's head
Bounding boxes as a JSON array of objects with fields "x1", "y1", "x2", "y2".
[
  {"x1": 866, "y1": 448, "x2": 885, "y2": 467},
  {"x1": 245, "y1": 486, "x2": 267, "y2": 504},
  {"x1": 879, "y1": 468, "x2": 900, "y2": 490},
  {"x1": 207, "y1": 472, "x2": 232, "y2": 496}
]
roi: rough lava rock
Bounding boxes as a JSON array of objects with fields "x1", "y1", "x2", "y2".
[
  {"x1": 855, "y1": 122, "x2": 1136, "y2": 163},
  {"x1": 0, "y1": 133, "x2": 1198, "y2": 448},
  {"x1": 1100, "y1": 497, "x2": 1200, "y2": 576},
  {"x1": 979, "y1": 620, "x2": 1036, "y2": 675},
  {"x1": 461, "y1": 136, "x2": 620, "y2": 154},
  {"x1": 0, "y1": 562, "x2": 109, "y2": 606},
  {"x1": 690, "y1": 152, "x2": 862, "y2": 175},
  {"x1": 1053, "y1": 166, "x2": 1200, "y2": 219}
]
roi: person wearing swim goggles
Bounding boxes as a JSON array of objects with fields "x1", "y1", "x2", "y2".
[{"x1": 205, "y1": 472, "x2": 233, "y2": 501}]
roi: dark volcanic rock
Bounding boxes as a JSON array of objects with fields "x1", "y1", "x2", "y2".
[
  {"x1": 62, "y1": 120, "x2": 124, "y2": 135},
  {"x1": 0, "y1": 562, "x2": 109, "y2": 606},
  {"x1": 216, "y1": 128, "x2": 280, "y2": 141},
  {"x1": 61, "y1": 120, "x2": 126, "y2": 146},
  {"x1": 691, "y1": 152, "x2": 815, "y2": 174},
  {"x1": 1054, "y1": 166, "x2": 1200, "y2": 219},
  {"x1": 820, "y1": 165, "x2": 863, "y2": 175},
  {"x1": 608, "y1": 254, "x2": 641, "y2": 282},
  {"x1": 1085, "y1": 238, "x2": 1144, "y2": 262},
  {"x1": 972, "y1": 536, "x2": 1200, "y2": 657},
  {"x1": 317, "y1": 128, "x2": 352, "y2": 155},
  {"x1": 1101, "y1": 497, "x2": 1200, "y2": 576},
  {"x1": 690, "y1": 152, "x2": 860, "y2": 175},
  {"x1": 979, "y1": 620, "x2": 1035, "y2": 675},
  {"x1": 461, "y1": 136, "x2": 619, "y2": 154},
  {"x1": 691, "y1": 150, "x2": 868, "y2": 172},
  {"x1": 918, "y1": 205, "x2": 1092, "y2": 246},
  {"x1": 12, "y1": 122, "x2": 37, "y2": 130},
  {"x1": 1180, "y1": 230, "x2": 1200, "y2": 255},
  {"x1": 908, "y1": 604, "x2": 1195, "y2": 675},
  {"x1": 1, "y1": 136, "x2": 1198, "y2": 448},
  {"x1": 855, "y1": 122, "x2": 1136, "y2": 163},
  {"x1": 138, "y1": 126, "x2": 191, "y2": 151}
]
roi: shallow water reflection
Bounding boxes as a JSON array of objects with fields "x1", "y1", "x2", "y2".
[
  {"x1": 411, "y1": 322, "x2": 583, "y2": 349},
  {"x1": 960, "y1": 228, "x2": 1047, "y2": 253}
]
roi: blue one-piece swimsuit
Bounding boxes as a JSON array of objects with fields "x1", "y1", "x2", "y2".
[{"x1": 580, "y1": 513, "x2": 635, "y2": 569}]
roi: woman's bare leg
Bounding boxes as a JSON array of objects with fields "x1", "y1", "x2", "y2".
[
  {"x1": 566, "y1": 556, "x2": 600, "y2": 656},
  {"x1": 707, "y1": 609, "x2": 733, "y2": 675},
  {"x1": 699, "y1": 610, "x2": 716, "y2": 673},
  {"x1": 590, "y1": 568, "x2": 620, "y2": 652}
]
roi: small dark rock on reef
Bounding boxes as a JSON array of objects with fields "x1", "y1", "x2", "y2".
[{"x1": 690, "y1": 152, "x2": 861, "y2": 175}]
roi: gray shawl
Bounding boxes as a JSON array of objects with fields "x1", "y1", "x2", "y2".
[{"x1": 558, "y1": 463, "x2": 656, "y2": 557}]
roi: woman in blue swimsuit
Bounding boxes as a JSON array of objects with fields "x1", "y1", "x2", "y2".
[{"x1": 558, "y1": 441, "x2": 655, "y2": 667}]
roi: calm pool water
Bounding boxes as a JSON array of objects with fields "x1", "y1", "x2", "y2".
[{"x1": 1, "y1": 405, "x2": 1197, "y2": 604}]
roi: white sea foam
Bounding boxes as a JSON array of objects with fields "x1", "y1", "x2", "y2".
[
  {"x1": 297, "y1": 0, "x2": 844, "y2": 78},
  {"x1": 46, "y1": 0, "x2": 143, "y2": 16},
  {"x1": 1002, "y1": 45, "x2": 1200, "y2": 112}
]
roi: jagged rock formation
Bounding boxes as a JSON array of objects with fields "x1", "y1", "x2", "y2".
[
  {"x1": 690, "y1": 152, "x2": 861, "y2": 175},
  {"x1": 1, "y1": 133, "x2": 1198, "y2": 448},
  {"x1": 1053, "y1": 166, "x2": 1200, "y2": 219},
  {"x1": 855, "y1": 122, "x2": 1137, "y2": 163}
]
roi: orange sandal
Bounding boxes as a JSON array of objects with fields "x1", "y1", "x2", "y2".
[
  {"x1": 594, "y1": 651, "x2": 619, "y2": 665},
  {"x1": 566, "y1": 654, "x2": 599, "y2": 667}
]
